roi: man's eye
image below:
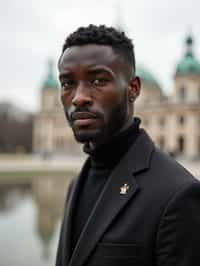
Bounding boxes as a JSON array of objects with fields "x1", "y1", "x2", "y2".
[
  {"x1": 92, "y1": 78, "x2": 109, "y2": 86},
  {"x1": 62, "y1": 81, "x2": 76, "y2": 90}
]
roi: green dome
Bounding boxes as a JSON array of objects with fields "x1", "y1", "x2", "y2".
[
  {"x1": 175, "y1": 35, "x2": 200, "y2": 76},
  {"x1": 42, "y1": 60, "x2": 59, "y2": 90},
  {"x1": 136, "y1": 66, "x2": 160, "y2": 87}
]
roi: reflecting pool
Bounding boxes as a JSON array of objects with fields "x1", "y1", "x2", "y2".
[{"x1": 0, "y1": 175, "x2": 72, "y2": 266}]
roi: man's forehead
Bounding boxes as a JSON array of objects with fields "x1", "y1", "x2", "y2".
[{"x1": 59, "y1": 44, "x2": 119, "y2": 70}]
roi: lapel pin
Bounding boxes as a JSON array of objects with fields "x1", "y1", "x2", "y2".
[{"x1": 120, "y1": 183, "x2": 129, "y2": 195}]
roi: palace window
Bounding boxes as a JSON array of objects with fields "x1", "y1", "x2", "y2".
[
  {"x1": 179, "y1": 86, "x2": 186, "y2": 101},
  {"x1": 178, "y1": 136, "x2": 185, "y2": 154},
  {"x1": 178, "y1": 115, "x2": 185, "y2": 125}
]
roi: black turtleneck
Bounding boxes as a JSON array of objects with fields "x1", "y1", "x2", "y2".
[{"x1": 71, "y1": 117, "x2": 141, "y2": 254}]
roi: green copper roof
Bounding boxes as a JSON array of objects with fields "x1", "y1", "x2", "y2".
[
  {"x1": 42, "y1": 60, "x2": 59, "y2": 90},
  {"x1": 175, "y1": 35, "x2": 200, "y2": 76},
  {"x1": 136, "y1": 66, "x2": 160, "y2": 87}
]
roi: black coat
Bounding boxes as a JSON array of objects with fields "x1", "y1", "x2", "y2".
[{"x1": 56, "y1": 129, "x2": 200, "y2": 266}]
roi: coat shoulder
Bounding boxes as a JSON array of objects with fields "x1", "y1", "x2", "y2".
[
  {"x1": 151, "y1": 147, "x2": 198, "y2": 186},
  {"x1": 134, "y1": 143, "x2": 200, "y2": 216}
]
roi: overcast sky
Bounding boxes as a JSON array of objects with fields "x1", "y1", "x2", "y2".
[{"x1": 1, "y1": 0, "x2": 200, "y2": 112}]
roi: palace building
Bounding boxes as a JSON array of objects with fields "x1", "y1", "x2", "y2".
[
  {"x1": 33, "y1": 35, "x2": 200, "y2": 160},
  {"x1": 33, "y1": 60, "x2": 81, "y2": 156},
  {"x1": 136, "y1": 35, "x2": 200, "y2": 159}
]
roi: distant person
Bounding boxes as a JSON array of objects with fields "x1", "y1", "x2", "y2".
[{"x1": 56, "y1": 24, "x2": 200, "y2": 266}]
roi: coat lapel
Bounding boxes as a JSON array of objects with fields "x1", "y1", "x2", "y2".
[
  {"x1": 69, "y1": 130, "x2": 154, "y2": 266},
  {"x1": 60, "y1": 159, "x2": 91, "y2": 265}
]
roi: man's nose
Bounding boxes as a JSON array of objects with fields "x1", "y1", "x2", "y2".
[{"x1": 72, "y1": 82, "x2": 92, "y2": 107}]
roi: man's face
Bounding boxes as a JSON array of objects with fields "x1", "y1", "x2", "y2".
[{"x1": 58, "y1": 44, "x2": 139, "y2": 145}]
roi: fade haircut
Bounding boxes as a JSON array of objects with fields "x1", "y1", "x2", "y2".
[{"x1": 60, "y1": 24, "x2": 135, "y2": 74}]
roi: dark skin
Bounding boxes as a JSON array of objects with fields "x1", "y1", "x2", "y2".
[{"x1": 58, "y1": 44, "x2": 140, "y2": 147}]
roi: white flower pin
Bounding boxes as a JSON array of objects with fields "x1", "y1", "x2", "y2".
[{"x1": 120, "y1": 183, "x2": 129, "y2": 195}]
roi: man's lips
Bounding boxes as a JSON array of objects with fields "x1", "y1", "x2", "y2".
[
  {"x1": 71, "y1": 112, "x2": 99, "y2": 126},
  {"x1": 71, "y1": 112, "x2": 98, "y2": 121}
]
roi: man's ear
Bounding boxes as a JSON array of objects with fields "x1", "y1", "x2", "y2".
[{"x1": 128, "y1": 76, "x2": 141, "y2": 102}]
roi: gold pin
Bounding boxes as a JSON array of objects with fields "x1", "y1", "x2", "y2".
[{"x1": 120, "y1": 183, "x2": 129, "y2": 194}]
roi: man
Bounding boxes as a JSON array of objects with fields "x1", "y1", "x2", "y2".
[{"x1": 56, "y1": 25, "x2": 200, "y2": 266}]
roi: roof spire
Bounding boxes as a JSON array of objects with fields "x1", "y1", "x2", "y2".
[
  {"x1": 185, "y1": 34, "x2": 194, "y2": 57},
  {"x1": 175, "y1": 32, "x2": 200, "y2": 77},
  {"x1": 42, "y1": 59, "x2": 59, "y2": 90}
]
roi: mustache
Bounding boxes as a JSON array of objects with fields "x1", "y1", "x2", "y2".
[{"x1": 64, "y1": 107, "x2": 103, "y2": 121}]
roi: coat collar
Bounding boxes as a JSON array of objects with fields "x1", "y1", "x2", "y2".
[{"x1": 68, "y1": 129, "x2": 154, "y2": 266}]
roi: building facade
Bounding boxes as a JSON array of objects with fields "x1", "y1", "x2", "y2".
[
  {"x1": 33, "y1": 60, "x2": 81, "y2": 156},
  {"x1": 136, "y1": 35, "x2": 200, "y2": 160},
  {"x1": 33, "y1": 35, "x2": 200, "y2": 160}
]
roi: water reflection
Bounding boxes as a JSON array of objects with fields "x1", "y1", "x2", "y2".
[
  {"x1": 0, "y1": 184, "x2": 30, "y2": 212},
  {"x1": 0, "y1": 174, "x2": 72, "y2": 266}
]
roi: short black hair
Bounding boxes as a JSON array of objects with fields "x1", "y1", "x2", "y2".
[{"x1": 60, "y1": 24, "x2": 135, "y2": 73}]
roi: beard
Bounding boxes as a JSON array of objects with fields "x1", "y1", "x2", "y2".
[{"x1": 63, "y1": 92, "x2": 129, "y2": 145}]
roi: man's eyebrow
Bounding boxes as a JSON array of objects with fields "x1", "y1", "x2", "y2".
[
  {"x1": 87, "y1": 66, "x2": 115, "y2": 77},
  {"x1": 59, "y1": 72, "x2": 73, "y2": 80}
]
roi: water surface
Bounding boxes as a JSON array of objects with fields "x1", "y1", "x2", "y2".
[{"x1": 0, "y1": 175, "x2": 71, "y2": 266}]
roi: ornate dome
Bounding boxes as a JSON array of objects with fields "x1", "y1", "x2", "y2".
[
  {"x1": 42, "y1": 60, "x2": 59, "y2": 90},
  {"x1": 135, "y1": 66, "x2": 163, "y2": 106},
  {"x1": 136, "y1": 66, "x2": 160, "y2": 87},
  {"x1": 175, "y1": 35, "x2": 200, "y2": 76}
]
